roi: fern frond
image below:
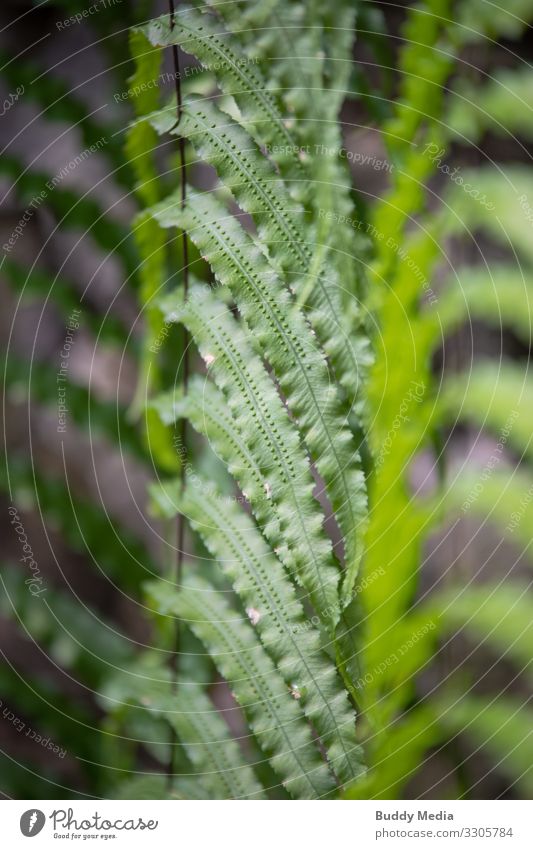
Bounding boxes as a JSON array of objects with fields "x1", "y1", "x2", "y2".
[
  {"x1": 126, "y1": 30, "x2": 165, "y2": 206},
  {"x1": 436, "y1": 693, "x2": 533, "y2": 796},
  {"x1": 154, "y1": 375, "x2": 365, "y2": 702},
  {"x1": 346, "y1": 704, "x2": 440, "y2": 800},
  {"x1": 456, "y1": 0, "x2": 533, "y2": 41},
  {"x1": 147, "y1": 576, "x2": 338, "y2": 799},
  {"x1": 448, "y1": 67, "x2": 533, "y2": 142},
  {"x1": 104, "y1": 659, "x2": 263, "y2": 799},
  {"x1": 150, "y1": 190, "x2": 367, "y2": 593},
  {"x1": 158, "y1": 283, "x2": 341, "y2": 627},
  {"x1": 444, "y1": 166, "x2": 533, "y2": 266},
  {"x1": 434, "y1": 582, "x2": 533, "y2": 676},
  {"x1": 439, "y1": 361, "x2": 531, "y2": 460},
  {"x1": 144, "y1": 97, "x2": 365, "y2": 404},
  {"x1": 153, "y1": 376, "x2": 262, "y2": 491},
  {"x1": 124, "y1": 29, "x2": 179, "y2": 473},
  {"x1": 150, "y1": 472, "x2": 364, "y2": 786},
  {"x1": 441, "y1": 467, "x2": 533, "y2": 557},
  {"x1": 436, "y1": 264, "x2": 533, "y2": 345},
  {"x1": 140, "y1": 10, "x2": 307, "y2": 191}
]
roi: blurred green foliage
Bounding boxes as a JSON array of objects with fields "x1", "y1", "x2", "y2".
[{"x1": 1, "y1": 0, "x2": 533, "y2": 800}]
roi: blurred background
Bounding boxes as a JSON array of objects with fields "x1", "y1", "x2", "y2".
[{"x1": 1, "y1": 0, "x2": 532, "y2": 799}]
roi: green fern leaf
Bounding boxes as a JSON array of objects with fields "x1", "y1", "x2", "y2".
[
  {"x1": 456, "y1": 0, "x2": 533, "y2": 41},
  {"x1": 104, "y1": 658, "x2": 264, "y2": 799},
  {"x1": 147, "y1": 575, "x2": 337, "y2": 799},
  {"x1": 444, "y1": 166, "x2": 533, "y2": 266},
  {"x1": 448, "y1": 68, "x2": 533, "y2": 142},
  {"x1": 158, "y1": 285, "x2": 341, "y2": 628},
  {"x1": 436, "y1": 693, "x2": 533, "y2": 796},
  {"x1": 346, "y1": 704, "x2": 440, "y2": 800},
  {"x1": 144, "y1": 97, "x2": 365, "y2": 404},
  {"x1": 150, "y1": 472, "x2": 364, "y2": 786},
  {"x1": 441, "y1": 468, "x2": 533, "y2": 557},
  {"x1": 439, "y1": 361, "x2": 531, "y2": 460},
  {"x1": 436, "y1": 264, "x2": 533, "y2": 345},
  {"x1": 434, "y1": 582, "x2": 533, "y2": 676},
  {"x1": 139, "y1": 9, "x2": 307, "y2": 191},
  {"x1": 150, "y1": 190, "x2": 367, "y2": 595}
]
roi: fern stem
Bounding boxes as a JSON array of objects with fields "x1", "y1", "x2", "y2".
[{"x1": 166, "y1": 0, "x2": 189, "y2": 790}]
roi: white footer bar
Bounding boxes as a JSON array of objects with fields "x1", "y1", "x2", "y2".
[{"x1": 2, "y1": 799, "x2": 531, "y2": 848}]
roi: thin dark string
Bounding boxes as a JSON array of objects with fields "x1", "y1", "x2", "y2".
[{"x1": 166, "y1": 0, "x2": 189, "y2": 789}]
